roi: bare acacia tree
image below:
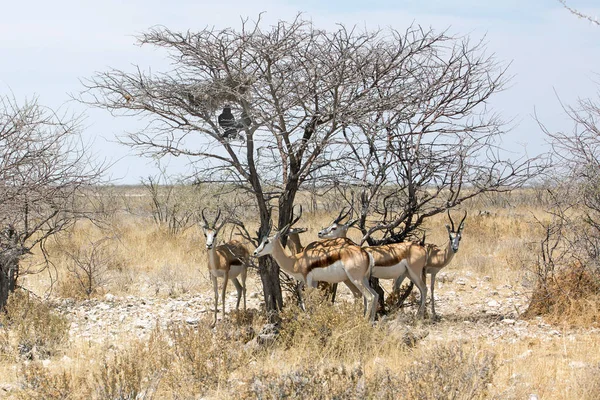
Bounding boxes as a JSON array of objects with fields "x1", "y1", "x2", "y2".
[
  {"x1": 79, "y1": 16, "x2": 523, "y2": 316},
  {"x1": 538, "y1": 95, "x2": 600, "y2": 264},
  {"x1": 0, "y1": 96, "x2": 105, "y2": 308}
]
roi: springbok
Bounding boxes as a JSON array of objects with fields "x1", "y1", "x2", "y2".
[
  {"x1": 253, "y1": 224, "x2": 378, "y2": 321},
  {"x1": 315, "y1": 207, "x2": 363, "y2": 301},
  {"x1": 393, "y1": 210, "x2": 467, "y2": 319},
  {"x1": 365, "y1": 241, "x2": 429, "y2": 317},
  {"x1": 201, "y1": 208, "x2": 249, "y2": 326}
]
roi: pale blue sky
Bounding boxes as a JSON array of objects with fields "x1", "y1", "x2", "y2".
[{"x1": 1, "y1": 0, "x2": 599, "y2": 183}]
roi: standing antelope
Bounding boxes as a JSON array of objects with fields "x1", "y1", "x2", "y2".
[
  {"x1": 253, "y1": 224, "x2": 379, "y2": 322},
  {"x1": 365, "y1": 241, "x2": 429, "y2": 318},
  {"x1": 201, "y1": 209, "x2": 249, "y2": 326},
  {"x1": 313, "y1": 207, "x2": 363, "y2": 300},
  {"x1": 393, "y1": 210, "x2": 467, "y2": 319}
]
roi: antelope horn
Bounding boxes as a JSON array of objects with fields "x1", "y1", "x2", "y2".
[
  {"x1": 458, "y1": 210, "x2": 467, "y2": 230},
  {"x1": 447, "y1": 209, "x2": 455, "y2": 232},
  {"x1": 290, "y1": 204, "x2": 303, "y2": 226},
  {"x1": 334, "y1": 207, "x2": 350, "y2": 223},
  {"x1": 201, "y1": 208, "x2": 210, "y2": 227}
]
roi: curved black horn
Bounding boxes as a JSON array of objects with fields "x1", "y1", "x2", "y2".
[
  {"x1": 201, "y1": 208, "x2": 210, "y2": 227},
  {"x1": 458, "y1": 210, "x2": 467, "y2": 229},
  {"x1": 214, "y1": 208, "x2": 222, "y2": 225},
  {"x1": 290, "y1": 205, "x2": 303, "y2": 226},
  {"x1": 447, "y1": 209, "x2": 455, "y2": 232},
  {"x1": 334, "y1": 207, "x2": 351, "y2": 224}
]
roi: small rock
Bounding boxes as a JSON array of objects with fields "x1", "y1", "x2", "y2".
[
  {"x1": 185, "y1": 318, "x2": 199, "y2": 326},
  {"x1": 42, "y1": 359, "x2": 51, "y2": 368},
  {"x1": 517, "y1": 350, "x2": 533, "y2": 359},
  {"x1": 487, "y1": 300, "x2": 500, "y2": 308},
  {"x1": 550, "y1": 330, "x2": 561, "y2": 336},
  {"x1": 483, "y1": 276, "x2": 492, "y2": 282},
  {"x1": 456, "y1": 278, "x2": 466, "y2": 286},
  {"x1": 529, "y1": 394, "x2": 539, "y2": 400},
  {"x1": 133, "y1": 319, "x2": 152, "y2": 330},
  {"x1": 104, "y1": 293, "x2": 115, "y2": 302},
  {"x1": 250, "y1": 292, "x2": 259, "y2": 299},
  {"x1": 569, "y1": 361, "x2": 587, "y2": 369},
  {"x1": 470, "y1": 284, "x2": 478, "y2": 289},
  {"x1": 0, "y1": 384, "x2": 15, "y2": 393},
  {"x1": 502, "y1": 318, "x2": 516, "y2": 325}
]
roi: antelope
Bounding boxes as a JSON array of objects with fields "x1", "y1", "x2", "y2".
[
  {"x1": 365, "y1": 241, "x2": 429, "y2": 318},
  {"x1": 201, "y1": 208, "x2": 249, "y2": 326},
  {"x1": 253, "y1": 224, "x2": 379, "y2": 321},
  {"x1": 393, "y1": 210, "x2": 467, "y2": 319},
  {"x1": 315, "y1": 207, "x2": 363, "y2": 301}
]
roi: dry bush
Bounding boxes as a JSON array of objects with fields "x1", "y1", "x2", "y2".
[
  {"x1": 18, "y1": 362, "x2": 78, "y2": 400},
  {"x1": 523, "y1": 263, "x2": 600, "y2": 325},
  {"x1": 93, "y1": 340, "x2": 166, "y2": 400},
  {"x1": 523, "y1": 201, "x2": 600, "y2": 326},
  {"x1": 277, "y1": 290, "x2": 399, "y2": 362},
  {"x1": 240, "y1": 364, "x2": 401, "y2": 399},
  {"x1": 163, "y1": 321, "x2": 250, "y2": 395},
  {"x1": 238, "y1": 342, "x2": 495, "y2": 399},
  {"x1": 58, "y1": 237, "x2": 123, "y2": 299},
  {"x1": 0, "y1": 291, "x2": 69, "y2": 361},
  {"x1": 403, "y1": 342, "x2": 496, "y2": 400},
  {"x1": 577, "y1": 362, "x2": 600, "y2": 400}
]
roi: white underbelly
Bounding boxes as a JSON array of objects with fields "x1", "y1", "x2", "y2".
[
  {"x1": 210, "y1": 264, "x2": 243, "y2": 279},
  {"x1": 228, "y1": 264, "x2": 243, "y2": 278},
  {"x1": 372, "y1": 260, "x2": 408, "y2": 280},
  {"x1": 308, "y1": 261, "x2": 348, "y2": 283}
]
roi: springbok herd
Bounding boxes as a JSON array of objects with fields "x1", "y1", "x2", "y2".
[{"x1": 201, "y1": 207, "x2": 466, "y2": 326}]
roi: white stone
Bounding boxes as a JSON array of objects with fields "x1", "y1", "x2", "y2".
[
  {"x1": 104, "y1": 293, "x2": 115, "y2": 302},
  {"x1": 487, "y1": 300, "x2": 500, "y2": 308},
  {"x1": 569, "y1": 361, "x2": 587, "y2": 369},
  {"x1": 502, "y1": 318, "x2": 516, "y2": 325}
]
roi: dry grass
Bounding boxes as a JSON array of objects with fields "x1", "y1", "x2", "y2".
[{"x1": 2, "y1": 189, "x2": 600, "y2": 399}]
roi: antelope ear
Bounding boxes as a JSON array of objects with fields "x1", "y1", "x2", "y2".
[
  {"x1": 459, "y1": 223, "x2": 465, "y2": 232},
  {"x1": 445, "y1": 224, "x2": 452, "y2": 233}
]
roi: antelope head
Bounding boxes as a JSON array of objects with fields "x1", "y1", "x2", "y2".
[
  {"x1": 445, "y1": 210, "x2": 467, "y2": 253},
  {"x1": 201, "y1": 208, "x2": 225, "y2": 250},
  {"x1": 318, "y1": 207, "x2": 358, "y2": 239},
  {"x1": 254, "y1": 219, "x2": 287, "y2": 257}
]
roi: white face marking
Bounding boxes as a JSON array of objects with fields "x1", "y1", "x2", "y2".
[
  {"x1": 318, "y1": 223, "x2": 346, "y2": 239},
  {"x1": 446, "y1": 226, "x2": 463, "y2": 253},
  {"x1": 203, "y1": 228, "x2": 217, "y2": 249},
  {"x1": 254, "y1": 235, "x2": 276, "y2": 257}
]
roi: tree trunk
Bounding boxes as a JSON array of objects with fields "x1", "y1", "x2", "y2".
[
  {"x1": 0, "y1": 251, "x2": 19, "y2": 310},
  {"x1": 258, "y1": 256, "x2": 283, "y2": 321}
]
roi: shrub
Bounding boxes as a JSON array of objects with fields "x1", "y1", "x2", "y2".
[
  {"x1": 0, "y1": 291, "x2": 69, "y2": 360},
  {"x1": 402, "y1": 342, "x2": 497, "y2": 400},
  {"x1": 18, "y1": 362, "x2": 77, "y2": 400}
]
